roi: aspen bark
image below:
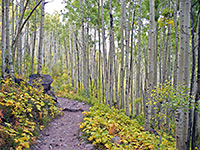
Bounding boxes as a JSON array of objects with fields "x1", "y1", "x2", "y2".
[
  {"x1": 120, "y1": 0, "x2": 126, "y2": 109},
  {"x1": 183, "y1": 1, "x2": 190, "y2": 149},
  {"x1": 37, "y1": 0, "x2": 45, "y2": 74},
  {"x1": 1, "y1": 0, "x2": 5, "y2": 78},
  {"x1": 98, "y1": 0, "x2": 101, "y2": 101},
  {"x1": 176, "y1": 0, "x2": 186, "y2": 149},
  {"x1": 69, "y1": 28, "x2": 74, "y2": 87},
  {"x1": 6, "y1": 0, "x2": 14, "y2": 77},
  {"x1": 136, "y1": 0, "x2": 142, "y2": 116},
  {"x1": 80, "y1": 0, "x2": 88, "y2": 93},
  {"x1": 108, "y1": 0, "x2": 114, "y2": 107},
  {"x1": 31, "y1": 0, "x2": 37, "y2": 74},
  {"x1": 145, "y1": 0, "x2": 155, "y2": 130},
  {"x1": 192, "y1": 8, "x2": 200, "y2": 149},
  {"x1": 130, "y1": 7, "x2": 135, "y2": 115},
  {"x1": 125, "y1": 2, "x2": 130, "y2": 116},
  {"x1": 187, "y1": 0, "x2": 195, "y2": 149},
  {"x1": 101, "y1": 0, "x2": 108, "y2": 104}
]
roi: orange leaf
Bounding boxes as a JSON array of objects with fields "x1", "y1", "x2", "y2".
[
  {"x1": 108, "y1": 124, "x2": 116, "y2": 135},
  {"x1": 39, "y1": 112, "x2": 43, "y2": 119},
  {"x1": 0, "y1": 110, "x2": 3, "y2": 118}
]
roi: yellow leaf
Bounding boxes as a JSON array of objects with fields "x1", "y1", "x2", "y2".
[
  {"x1": 167, "y1": 20, "x2": 174, "y2": 26},
  {"x1": 16, "y1": 146, "x2": 22, "y2": 150},
  {"x1": 27, "y1": 108, "x2": 32, "y2": 112},
  {"x1": 88, "y1": 136, "x2": 93, "y2": 141},
  {"x1": 148, "y1": 145, "x2": 154, "y2": 149},
  {"x1": 36, "y1": 105, "x2": 41, "y2": 111},
  {"x1": 24, "y1": 142, "x2": 29, "y2": 148},
  {"x1": 40, "y1": 125, "x2": 44, "y2": 130}
]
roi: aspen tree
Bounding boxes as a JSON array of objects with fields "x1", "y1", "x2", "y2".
[
  {"x1": 98, "y1": 0, "x2": 101, "y2": 101},
  {"x1": 192, "y1": 11, "x2": 200, "y2": 149},
  {"x1": 108, "y1": 0, "x2": 114, "y2": 107},
  {"x1": 6, "y1": 0, "x2": 14, "y2": 77},
  {"x1": 1, "y1": 0, "x2": 5, "y2": 78},
  {"x1": 120, "y1": 0, "x2": 126, "y2": 109},
  {"x1": 145, "y1": 0, "x2": 155, "y2": 130},
  {"x1": 130, "y1": 6, "x2": 135, "y2": 115},
  {"x1": 31, "y1": 0, "x2": 37, "y2": 74},
  {"x1": 136, "y1": 0, "x2": 142, "y2": 116},
  {"x1": 80, "y1": 0, "x2": 88, "y2": 93},
  {"x1": 101, "y1": 0, "x2": 108, "y2": 104},
  {"x1": 37, "y1": 0, "x2": 45, "y2": 74},
  {"x1": 124, "y1": 2, "x2": 131, "y2": 116}
]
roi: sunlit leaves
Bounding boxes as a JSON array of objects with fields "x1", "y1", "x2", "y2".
[
  {"x1": 0, "y1": 77, "x2": 62, "y2": 149},
  {"x1": 79, "y1": 103, "x2": 176, "y2": 149}
]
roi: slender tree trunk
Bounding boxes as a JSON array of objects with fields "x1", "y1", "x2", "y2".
[
  {"x1": 125, "y1": 2, "x2": 131, "y2": 116},
  {"x1": 173, "y1": 0, "x2": 178, "y2": 87},
  {"x1": 86, "y1": 0, "x2": 90, "y2": 91},
  {"x1": 176, "y1": 0, "x2": 186, "y2": 149},
  {"x1": 192, "y1": 7, "x2": 200, "y2": 149},
  {"x1": 101, "y1": 0, "x2": 108, "y2": 104},
  {"x1": 162, "y1": 26, "x2": 166, "y2": 83},
  {"x1": 145, "y1": 0, "x2": 155, "y2": 130},
  {"x1": 31, "y1": 0, "x2": 37, "y2": 74},
  {"x1": 25, "y1": 21, "x2": 30, "y2": 75},
  {"x1": 108, "y1": 0, "x2": 114, "y2": 107},
  {"x1": 136, "y1": 0, "x2": 142, "y2": 116},
  {"x1": 94, "y1": 28, "x2": 97, "y2": 97},
  {"x1": 1, "y1": 0, "x2": 5, "y2": 78},
  {"x1": 19, "y1": 0, "x2": 24, "y2": 75},
  {"x1": 130, "y1": 7, "x2": 135, "y2": 115},
  {"x1": 80, "y1": 0, "x2": 88, "y2": 93},
  {"x1": 14, "y1": 2, "x2": 19, "y2": 71},
  {"x1": 98, "y1": 0, "x2": 101, "y2": 101},
  {"x1": 187, "y1": 0, "x2": 195, "y2": 149},
  {"x1": 120, "y1": 0, "x2": 126, "y2": 109},
  {"x1": 182, "y1": 1, "x2": 190, "y2": 149},
  {"x1": 6, "y1": 0, "x2": 14, "y2": 77},
  {"x1": 11, "y1": 0, "x2": 15, "y2": 62},
  {"x1": 37, "y1": 0, "x2": 45, "y2": 74},
  {"x1": 69, "y1": 28, "x2": 74, "y2": 87},
  {"x1": 75, "y1": 33, "x2": 81, "y2": 89}
]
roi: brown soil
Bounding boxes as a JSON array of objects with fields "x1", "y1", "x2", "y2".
[{"x1": 35, "y1": 97, "x2": 94, "y2": 150}]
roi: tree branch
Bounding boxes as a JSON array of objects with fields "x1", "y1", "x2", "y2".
[{"x1": 12, "y1": 0, "x2": 42, "y2": 48}]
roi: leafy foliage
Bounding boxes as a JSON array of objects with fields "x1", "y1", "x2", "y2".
[
  {"x1": 79, "y1": 103, "x2": 176, "y2": 150},
  {"x1": 0, "y1": 77, "x2": 62, "y2": 149}
]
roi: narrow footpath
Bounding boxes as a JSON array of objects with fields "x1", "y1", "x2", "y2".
[{"x1": 35, "y1": 97, "x2": 94, "y2": 150}]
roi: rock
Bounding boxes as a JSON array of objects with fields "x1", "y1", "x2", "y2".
[
  {"x1": 111, "y1": 136, "x2": 121, "y2": 144},
  {"x1": 14, "y1": 77, "x2": 24, "y2": 85},
  {"x1": 45, "y1": 133, "x2": 49, "y2": 136},
  {"x1": 62, "y1": 107, "x2": 84, "y2": 112},
  {"x1": 29, "y1": 74, "x2": 53, "y2": 85},
  {"x1": 28, "y1": 74, "x2": 57, "y2": 101},
  {"x1": 80, "y1": 141, "x2": 86, "y2": 145},
  {"x1": 85, "y1": 144, "x2": 95, "y2": 150},
  {"x1": 46, "y1": 86, "x2": 57, "y2": 101}
]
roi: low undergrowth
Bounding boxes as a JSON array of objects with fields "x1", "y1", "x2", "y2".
[
  {"x1": 0, "y1": 77, "x2": 62, "y2": 150},
  {"x1": 79, "y1": 103, "x2": 176, "y2": 150}
]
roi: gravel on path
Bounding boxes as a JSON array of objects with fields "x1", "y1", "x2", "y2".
[{"x1": 35, "y1": 97, "x2": 94, "y2": 150}]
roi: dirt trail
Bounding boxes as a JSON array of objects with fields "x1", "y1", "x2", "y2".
[{"x1": 35, "y1": 97, "x2": 94, "y2": 150}]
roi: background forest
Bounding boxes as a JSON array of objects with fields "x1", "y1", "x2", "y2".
[{"x1": 1, "y1": 0, "x2": 200, "y2": 149}]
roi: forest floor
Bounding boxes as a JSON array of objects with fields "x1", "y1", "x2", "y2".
[{"x1": 35, "y1": 97, "x2": 95, "y2": 150}]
